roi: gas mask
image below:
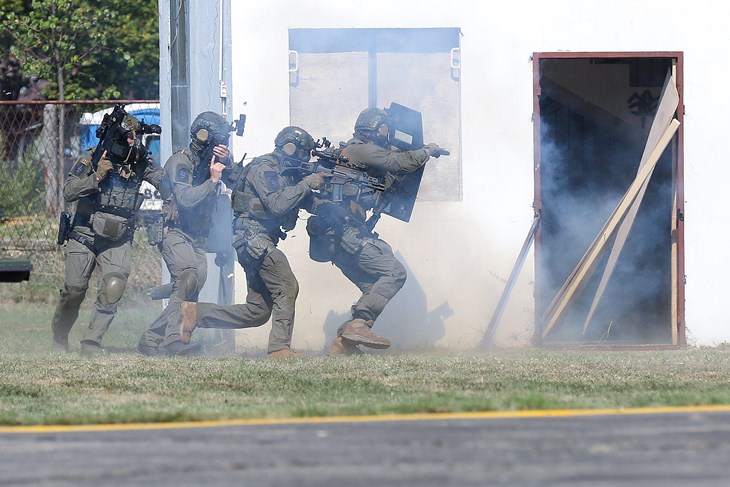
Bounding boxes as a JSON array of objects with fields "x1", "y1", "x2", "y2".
[{"x1": 275, "y1": 126, "x2": 315, "y2": 166}]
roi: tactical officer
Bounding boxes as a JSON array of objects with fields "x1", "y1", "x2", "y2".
[
  {"x1": 137, "y1": 112, "x2": 232, "y2": 356},
  {"x1": 51, "y1": 114, "x2": 163, "y2": 355},
  {"x1": 307, "y1": 107, "x2": 443, "y2": 355},
  {"x1": 177, "y1": 126, "x2": 327, "y2": 357}
]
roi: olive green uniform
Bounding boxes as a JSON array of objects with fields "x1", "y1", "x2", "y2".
[
  {"x1": 51, "y1": 147, "x2": 162, "y2": 350},
  {"x1": 193, "y1": 152, "x2": 315, "y2": 353},
  {"x1": 307, "y1": 137, "x2": 430, "y2": 331},
  {"x1": 137, "y1": 148, "x2": 225, "y2": 353}
]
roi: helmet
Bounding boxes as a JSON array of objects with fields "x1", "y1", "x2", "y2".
[
  {"x1": 354, "y1": 107, "x2": 390, "y2": 133},
  {"x1": 190, "y1": 111, "x2": 231, "y2": 146},
  {"x1": 274, "y1": 126, "x2": 314, "y2": 162}
]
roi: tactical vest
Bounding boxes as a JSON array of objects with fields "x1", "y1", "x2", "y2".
[
  {"x1": 231, "y1": 157, "x2": 267, "y2": 219},
  {"x1": 96, "y1": 167, "x2": 146, "y2": 217},
  {"x1": 326, "y1": 139, "x2": 385, "y2": 212},
  {"x1": 165, "y1": 149, "x2": 216, "y2": 237},
  {"x1": 72, "y1": 157, "x2": 149, "y2": 241},
  {"x1": 231, "y1": 154, "x2": 300, "y2": 234}
]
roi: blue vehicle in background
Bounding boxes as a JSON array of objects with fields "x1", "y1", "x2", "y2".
[{"x1": 79, "y1": 103, "x2": 163, "y2": 212}]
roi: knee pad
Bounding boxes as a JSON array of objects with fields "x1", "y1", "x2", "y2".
[
  {"x1": 99, "y1": 272, "x2": 127, "y2": 305},
  {"x1": 176, "y1": 269, "x2": 199, "y2": 301}
]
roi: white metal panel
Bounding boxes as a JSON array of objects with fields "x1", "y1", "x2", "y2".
[{"x1": 220, "y1": 0, "x2": 728, "y2": 348}]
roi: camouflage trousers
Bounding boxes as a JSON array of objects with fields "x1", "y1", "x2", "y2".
[
  {"x1": 51, "y1": 236, "x2": 131, "y2": 348},
  {"x1": 331, "y1": 228, "x2": 407, "y2": 325},
  {"x1": 138, "y1": 228, "x2": 208, "y2": 350},
  {"x1": 195, "y1": 246, "x2": 298, "y2": 354}
]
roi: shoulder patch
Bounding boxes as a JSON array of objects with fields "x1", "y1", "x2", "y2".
[
  {"x1": 264, "y1": 171, "x2": 282, "y2": 192},
  {"x1": 72, "y1": 160, "x2": 88, "y2": 177},
  {"x1": 176, "y1": 166, "x2": 191, "y2": 183}
]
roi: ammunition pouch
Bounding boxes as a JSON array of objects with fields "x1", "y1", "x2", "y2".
[
  {"x1": 91, "y1": 211, "x2": 130, "y2": 241},
  {"x1": 306, "y1": 216, "x2": 334, "y2": 263},
  {"x1": 161, "y1": 200, "x2": 180, "y2": 226},
  {"x1": 144, "y1": 212, "x2": 164, "y2": 247},
  {"x1": 339, "y1": 225, "x2": 366, "y2": 255},
  {"x1": 232, "y1": 219, "x2": 274, "y2": 263},
  {"x1": 308, "y1": 234, "x2": 334, "y2": 263}
]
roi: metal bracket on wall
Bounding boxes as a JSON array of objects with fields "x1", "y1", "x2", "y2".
[
  {"x1": 289, "y1": 50, "x2": 299, "y2": 87},
  {"x1": 450, "y1": 48, "x2": 460, "y2": 81}
]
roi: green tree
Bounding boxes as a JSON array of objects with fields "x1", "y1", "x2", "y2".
[
  {"x1": 1, "y1": 0, "x2": 114, "y2": 102},
  {"x1": 0, "y1": 0, "x2": 159, "y2": 216},
  {"x1": 0, "y1": 0, "x2": 159, "y2": 101},
  {"x1": 0, "y1": 0, "x2": 30, "y2": 101},
  {"x1": 1, "y1": 0, "x2": 113, "y2": 216},
  {"x1": 95, "y1": 0, "x2": 160, "y2": 100}
]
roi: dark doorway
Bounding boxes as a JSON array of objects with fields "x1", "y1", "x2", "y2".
[{"x1": 533, "y1": 53, "x2": 684, "y2": 346}]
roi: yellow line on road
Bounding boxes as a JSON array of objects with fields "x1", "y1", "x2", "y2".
[{"x1": 2, "y1": 404, "x2": 730, "y2": 434}]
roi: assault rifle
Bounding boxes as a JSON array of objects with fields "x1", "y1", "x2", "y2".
[
  {"x1": 58, "y1": 104, "x2": 162, "y2": 247},
  {"x1": 283, "y1": 137, "x2": 385, "y2": 202},
  {"x1": 89, "y1": 104, "x2": 161, "y2": 170}
]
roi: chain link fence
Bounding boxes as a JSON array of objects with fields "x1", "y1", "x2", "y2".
[{"x1": 0, "y1": 100, "x2": 161, "y2": 301}]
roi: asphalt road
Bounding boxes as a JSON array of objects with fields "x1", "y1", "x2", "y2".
[{"x1": 2, "y1": 409, "x2": 730, "y2": 486}]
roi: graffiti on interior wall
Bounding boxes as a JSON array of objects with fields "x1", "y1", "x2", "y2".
[{"x1": 628, "y1": 89, "x2": 659, "y2": 129}]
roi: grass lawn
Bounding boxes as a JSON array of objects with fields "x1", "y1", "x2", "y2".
[{"x1": 1, "y1": 300, "x2": 730, "y2": 426}]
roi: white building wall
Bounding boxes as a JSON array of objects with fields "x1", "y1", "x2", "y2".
[{"x1": 224, "y1": 0, "x2": 730, "y2": 349}]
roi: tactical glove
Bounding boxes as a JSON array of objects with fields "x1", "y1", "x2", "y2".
[
  {"x1": 96, "y1": 158, "x2": 114, "y2": 182},
  {"x1": 425, "y1": 143, "x2": 442, "y2": 158},
  {"x1": 303, "y1": 173, "x2": 327, "y2": 190}
]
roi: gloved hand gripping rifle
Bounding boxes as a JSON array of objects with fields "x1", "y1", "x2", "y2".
[{"x1": 285, "y1": 137, "x2": 385, "y2": 203}]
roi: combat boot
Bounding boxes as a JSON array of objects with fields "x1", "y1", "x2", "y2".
[
  {"x1": 267, "y1": 348, "x2": 304, "y2": 358},
  {"x1": 339, "y1": 319, "x2": 390, "y2": 349},
  {"x1": 51, "y1": 338, "x2": 69, "y2": 353},
  {"x1": 164, "y1": 341, "x2": 202, "y2": 356},
  {"x1": 327, "y1": 337, "x2": 363, "y2": 356},
  {"x1": 52, "y1": 325, "x2": 70, "y2": 353},
  {"x1": 137, "y1": 342, "x2": 161, "y2": 356},
  {"x1": 80, "y1": 340, "x2": 107, "y2": 356},
  {"x1": 179, "y1": 301, "x2": 197, "y2": 344}
]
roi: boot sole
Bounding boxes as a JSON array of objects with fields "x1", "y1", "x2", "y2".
[
  {"x1": 327, "y1": 338, "x2": 363, "y2": 355},
  {"x1": 164, "y1": 342, "x2": 202, "y2": 356},
  {"x1": 340, "y1": 333, "x2": 390, "y2": 349},
  {"x1": 179, "y1": 303, "x2": 196, "y2": 344}
]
